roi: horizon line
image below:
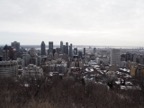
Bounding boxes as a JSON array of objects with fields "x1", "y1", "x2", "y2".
[{"x1": 0, "y1": 44, "x2": 144, "y2": 48}]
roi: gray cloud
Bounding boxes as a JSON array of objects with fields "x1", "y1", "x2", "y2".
[{"x1": 0, "y1": 0, "x2": 144, "y2": 46}]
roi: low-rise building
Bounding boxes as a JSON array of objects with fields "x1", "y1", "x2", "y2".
[
  {"x1": 22, "y1": 64, "x2": 43, "y2": 78},
  {"x1": 0, "y1": 60, "x2": 18, "y2": 77},
  {"x1": 42, "y1": 59, "x2": 67, "y2": 75},
  {"x1": 130, "y1": 64, "x2": 144, "y2": 77}
]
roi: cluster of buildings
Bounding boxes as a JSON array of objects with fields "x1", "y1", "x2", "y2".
[
  {"x1": 42, "y1": 59, "x2": 67, "y2": 76},
  {"x1": 0, "y1": 41, "x2": 144, "y2": 90},
  {"x1": 0, "y1": 41, "x2": 84, "y2": 79}
]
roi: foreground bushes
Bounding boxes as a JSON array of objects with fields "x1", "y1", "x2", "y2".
[{"x1": 0, "y1": 78, "x2": 144, "y2": 108}]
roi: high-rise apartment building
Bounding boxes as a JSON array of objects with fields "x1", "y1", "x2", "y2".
[{"x1": 110, "y1": 49, "x2": 121, "y2": 66}]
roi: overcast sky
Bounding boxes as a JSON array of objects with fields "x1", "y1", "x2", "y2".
[{"x1": 0, "y1": 0, "x2": 144, "y2": 46}]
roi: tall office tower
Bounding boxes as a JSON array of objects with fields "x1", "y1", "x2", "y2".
[
  {"x1": 66, "y1": 42, "x2": 69, "y2": 55},
  {"x1": 11, "y1": 41, "x2": 20, "y2": 52},
  {"x1": 73, "y1": 48, "x2": 78, "y2": 56},
  {"x1": 0, "y1": 48, "x2": 2, "y2": 61},
  {"x1": 69, "y1": 44, "x2": 73, "y2": 57},
  {"x1": 41, "y1": 41, "x2": 46, "y2": 56},
  {"x1": 83, "y1": 48, "x2": 86, "y2": 56},
  {"x1": 63, "y1": 45, "x2": 66, "y2": 54},
  {"x1": 110, "y1": 49, "x2": 121, "y2": 66},
  {"x1": 93, "y1": 48, "x2": 96, "y2": 53},
  {"x1": 49, "y1": 41, "x2": 53, "y2": 54},
  {"x1": 78, "y1": 51, "x2": 83, "y2": 58},
  {"x1": 60, "y1": 41, "x2": 63, "y2": 53}
]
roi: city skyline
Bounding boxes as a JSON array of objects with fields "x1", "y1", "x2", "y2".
[{"x1": 1, "y1": 0, "x2": 144, "y2": 46}]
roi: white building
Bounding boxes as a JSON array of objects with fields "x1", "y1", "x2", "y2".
[
  {"x1": 0, "y1": 60, "x2": 18, "y2": 77},
  {"x1": 22, "y1": 64, "x2": 43, "y2": 78},
  {"x1": 43, "y1": 60, "x2": 67, "y2": 74},
  {"x1": 110, "y1": 49, "x2": 121, "y2": 66}
]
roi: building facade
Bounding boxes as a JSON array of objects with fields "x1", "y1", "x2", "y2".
[
  {"x1": 41, "y1": 41, "x2": 46, "y2": 56},
  {"x1": 0, "y1": 61, "x2": 18, "y2": 77},
  {"x1": 22, "y1": 64, "x2": 43, "y2": 78},
  {"x1": 110, "y1": 49, "x2": 121, "y2": 66},
  {"x1": 49, "y1": 41, "x2": 53, "y2": 54},
  {"x1": 65, "y1": 42, "x2": 69, "y2": 55},
  {"x1": 69, "y1": 44, "x2": 73, "y2": 57},
  {"x1": 60, "y1": 41, "x2": 63, "y2": 53}
]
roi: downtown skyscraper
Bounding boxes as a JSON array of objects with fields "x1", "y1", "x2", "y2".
[
  {"x1": 110, "y1": 49, "x2": 121, "y2": 66},
  {"x1": 41, "y1": 41, "x2": 46, "y2": 56},
  {"x1": 49, "y1": 41, "x2": 53, "y2": 54},
  {"x1": 69, "y1": 44, "x2": 73, "y2": 57},
  {"x1": 60, "y1": 41, "x2": 63, "y2": 53}
]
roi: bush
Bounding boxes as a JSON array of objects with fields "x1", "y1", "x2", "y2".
[{"x1": 0, "y1": 78, "x2": 143, "y2": 108}]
